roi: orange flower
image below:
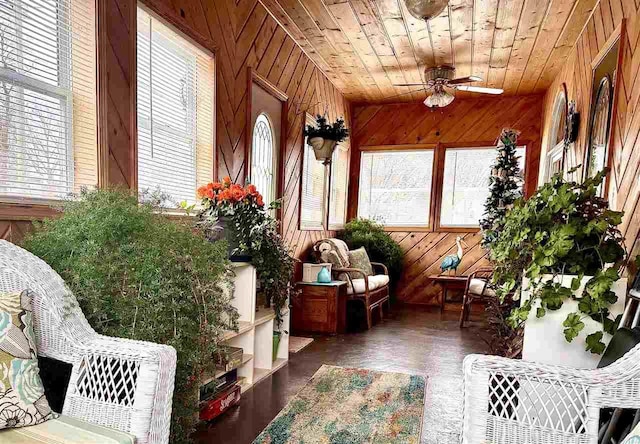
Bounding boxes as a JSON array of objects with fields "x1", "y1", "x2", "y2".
[
  {"x1": 197, "y1": 185, "x2": 208, "y2": 198},
  {"x1": 256, "y1": 195, "x2": 264, "y2": 207},
  {"x1": 230, "y1": 184, "x2": 246, "y2": 201},
  {"x1": 211, "y1": 182, "x2": 222, "y2": 191},
  {"x1": 246, "y1": 184, "x2": 258, "y2": 196},
  {"x1": 206, "y1": 189, "x2": 215, "y2": 199},
  {"x1": 216, "y1": 189, "x2": 232, "y2": 202},
  {"x1": 222, "y1": 176, "x2": 232, "y2": 187}
]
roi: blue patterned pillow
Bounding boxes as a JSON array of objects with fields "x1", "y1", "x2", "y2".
[
  {"x1": 0, "y1": 290, "x2": 55, "y2": 429},
  {"x1": 623, "y1": 422, "x2": 640, "y2": 444}
]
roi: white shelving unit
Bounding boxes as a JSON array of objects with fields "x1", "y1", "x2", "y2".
[{"x1": 222, "y1": 262, "x2": 289, "y2": 393}]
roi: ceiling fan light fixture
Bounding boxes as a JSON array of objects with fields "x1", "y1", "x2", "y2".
[
  {"x1": 424, "y1": 89, "x2": 454, "y2": 108},
  {"x1": 405, "y1": 0, "x2": 449, "y2": 21}
]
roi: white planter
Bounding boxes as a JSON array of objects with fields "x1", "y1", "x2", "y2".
[
  {"x1": 522, "y1": 274, "x2": 627, "y2": 369},
  {"x1": 309, "y1": 137, "x2": 337, "y2": 163}
]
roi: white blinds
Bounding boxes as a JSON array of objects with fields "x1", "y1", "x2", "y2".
[
  {"x1": 300, "y1": 140, "x2": 327, "y2": 230},
  {"x1": 137, "y1": 6, "x2": 214, "y2": 206},
  {"x1": 0, "y1": 0, "x2": 97, "y2": 200},
  {"x1": 328, "y1": 145, "x2": 349, "y2": 229}
]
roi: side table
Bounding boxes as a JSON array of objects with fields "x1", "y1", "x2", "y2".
[
  {"x1": 429, "y1": 275, "x2": 469, "y2": 311},
  {"x1": 292, "y1": 281, "x2": 348, "y2": 335}
]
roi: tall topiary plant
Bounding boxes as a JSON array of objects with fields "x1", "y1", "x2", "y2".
[
  {"x1": 22, "y1": 188, "x2": 238, "y2": 443},
  {"x1": 480, "y1": 128, "x2": 524, "y2": 249}
]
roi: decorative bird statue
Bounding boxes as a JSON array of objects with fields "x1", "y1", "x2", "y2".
[{"x1": 440, "y1": 236, "x2": 468, "y2": 275}]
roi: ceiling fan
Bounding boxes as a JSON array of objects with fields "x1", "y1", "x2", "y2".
[{"x1": 393, "y1": 65, "x2": 504, "y2": 108}]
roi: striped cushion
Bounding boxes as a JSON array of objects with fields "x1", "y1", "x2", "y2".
[{"x1": 0, "y1": 415, "x2": 135, "y2": 444}]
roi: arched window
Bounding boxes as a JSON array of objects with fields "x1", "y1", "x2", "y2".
[
  {"x1": 586, "y1": 76, "x2": 613, "y2": 182},
  {"x1": 545, "y1": 87, "x2": 568, "y2": 181},
  {"x1": 251, "y1": 113, "x2": 276, "y2": 205}
]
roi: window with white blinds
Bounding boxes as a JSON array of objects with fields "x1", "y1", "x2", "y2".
[
  {"x1": 0, "y1": 0, "x2": 97, "y2": 200},
  {"x1": 300, "y1": 114, "x2": 328, "y2": 230},
  {"x1": 328, "y1": 145, "x2": 349, "y2": 229},
  {"x1": 137, "y1": 6, "x2": 214, "y2": 206}
]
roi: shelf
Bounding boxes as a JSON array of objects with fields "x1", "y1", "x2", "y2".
[
  {"x1": 255, "y1": 306, "x2": 276, "y2": 325},
  {"x1": 222, "y1": 321, "x2": 252, "y2": 341},
  {"x1": 272, "y1": 358, "x2": 287, "y2": 373},
  {"x1": 254, "y1": 367, "x2": 271, "y2": 385},
  {"x1": 213, "y1": 354, "x2": 254, "y2": 379}
]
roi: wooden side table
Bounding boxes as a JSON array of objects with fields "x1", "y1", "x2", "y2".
[
  {"x1": 292, "y1": 281, "x2": 348, "y2": 335},
  {"x1": 429, "y1": 275, "x2": 468, "y2": 311}
]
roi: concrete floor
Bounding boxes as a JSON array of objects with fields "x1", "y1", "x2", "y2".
[{"x1": 195, "y1": 304, "x2": 488, "y2": 443}]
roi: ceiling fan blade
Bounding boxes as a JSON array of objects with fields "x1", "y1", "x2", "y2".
[
  {"x1": 393, "y1": 83, "x2": 429, "y2": 87},
  {"x1": 456, "y1": 85, "x2": 504, "y2": 95},
  {"x1": 448, "y1": 75, "x2": 483, "y2": 85}
]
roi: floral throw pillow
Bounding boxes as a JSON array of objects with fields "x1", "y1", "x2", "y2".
[
  {"x1": 0, "y1": 290, "x2": 55, "y2": 429},
  {"x1": 348, "y1": 247, "x2": 374, "y2": 279}
]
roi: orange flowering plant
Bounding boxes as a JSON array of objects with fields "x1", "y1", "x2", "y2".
[{"x1": 196, "y1": 177, "x2": 295, "y2": 329}]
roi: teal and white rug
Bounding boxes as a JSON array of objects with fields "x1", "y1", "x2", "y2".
[{"x1": 253, "y1": 365, "x2": 426, "y2": 444}]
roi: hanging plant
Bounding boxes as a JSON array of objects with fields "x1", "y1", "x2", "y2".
[
  {"x1": 490, "y1": 168, "x2": 626, "y2": 354},
  {"x1": 304, "y1": 114, "x2": 350, "y2": 163}
]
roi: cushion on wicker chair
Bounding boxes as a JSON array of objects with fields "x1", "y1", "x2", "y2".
[
  {"x1": 313, "y1": 239, "x2": 350, "y2": 268},
  {"x1": 0, "y1": 414, "x2": 135, "y2": 443},
  {"x1": 622, "y1": 421, "x2": 640, "y2": 443},
  {"x1": 0, "y1": 290, "x2": 55, "y2": 430},
  {"x1": 347, "y1": 247, "x2": 373, "y2": 279},
  {"x1": 347, "y1": 275, "x2": 390, "y2": 295},
  {"x1": 468, "y1": 278, "x2": 496, "y2": 297}
]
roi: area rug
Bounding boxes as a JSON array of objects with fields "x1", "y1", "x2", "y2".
[
  {"x1": 253, "y1": 365, "x2": 426, "y2": 444},
  {"x1": 288, "y1": 336, "x2": 314, "y2": 353}
]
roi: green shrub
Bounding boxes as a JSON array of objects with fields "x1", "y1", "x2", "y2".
[
  {"x1": 22, "y1": 188, "x2": 238, "y2": 443},
  {"x1": 337, "y1": 218, "x2": 403, "y2": 293}
]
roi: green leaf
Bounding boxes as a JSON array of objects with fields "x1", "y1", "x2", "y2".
[
  {"x1": 536, "y1": 307, "x2": 546, "y2": 318},
  {"x1": 563, "y1": 312, "x2": 584, "y2": 342},
  {"x1": 585, "y1": 331, "x2": 606, "y2": 355}
]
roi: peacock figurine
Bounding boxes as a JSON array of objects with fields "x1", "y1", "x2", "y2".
[{"x1": 440, "y1": 236, "x2": 468, "y2": 275}]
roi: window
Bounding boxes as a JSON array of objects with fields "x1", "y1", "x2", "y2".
[
  {"x1": 300, "y1": 116, "x2": 328, "y2": 230},
  {"x1": 328, "y1": 145, "x2": 349, "y2": 229},
  {"x1": 357, "y1": 149, "x2": 434, "y2": 227},
  {"x1": 0, "y1": 0, "x2": 97, "y2": 200},
  {"x1": 586, "y1": 76, "x2": 612, "y2": 181},
  {"x1": 545, "y1": 89, "x2": 567, "y2": 181},
  {"x1": 251, "y1": 113, "x2": 276, "y2": 206},
  {"x1": 440, "y1": 147, "x2": 525, "y2": 227},
  {"x1": 137, "y1": 6, "x2": 214, "y2": 206}
]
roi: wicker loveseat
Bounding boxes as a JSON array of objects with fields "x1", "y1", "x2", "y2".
[
  {"x1": 313, "y1": 238, "x2": 390, "y2": 329},
  {"x1": 0, "y1": 241, "x2": 176, "y2": 444}
]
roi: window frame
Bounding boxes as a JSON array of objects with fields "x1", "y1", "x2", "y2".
[
  {"x1": 356, "y1": 144, "x2": 437, "y2": 231},
  {"x1": 250, "y1": 112, "x2": 277, "y2": 207},
  {"x1": 353, "y1": 142, "x2": 529, "y2": 233},
  {"x1": 327, "y1": 143, "x2": 350, "y2": 230},
  {"x1": 298, "y1": 113, "x2": 329, "y2": 231},
  {"x1": 545, "y1": 86, "x2": 568, "y2": 182}
]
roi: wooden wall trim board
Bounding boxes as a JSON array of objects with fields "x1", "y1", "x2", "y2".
[{"x1": 350, "y1": 95, "x2": 544, "y2": 304}]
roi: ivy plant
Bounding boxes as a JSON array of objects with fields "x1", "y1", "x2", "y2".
[{"x1": 491, "y1": 169, "x2": 626, "y2": 354}]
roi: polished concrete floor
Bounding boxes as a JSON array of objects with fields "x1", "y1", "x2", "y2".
[{"x1": 195, "y1": 304, "x2": 488, "y2": 443}]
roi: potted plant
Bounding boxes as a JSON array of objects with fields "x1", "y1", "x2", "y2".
[
  {"x1": 304, "y1": 114, "x2": 350, "y2": 164},
  {"x1": 491, "y1": 169, "x2": 627, "y2": 368},
  {"x1": 197, "y1": 178, "x2": 296, "y2": 330},
  {"x1": 197, "y1": 177, "x2": 265, "y2": 261}
]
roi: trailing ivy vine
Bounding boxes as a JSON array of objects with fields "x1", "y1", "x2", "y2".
[{"x1": 491, "y1": 169, "x2": 626, "y2": 354}]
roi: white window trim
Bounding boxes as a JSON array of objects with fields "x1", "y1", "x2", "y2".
[
  {"x1": 545, "y1": 91, "x2": 567, "y2": 182},
  {"x1": 327, "y1": 145, "x2": 349, "y2": 230}
]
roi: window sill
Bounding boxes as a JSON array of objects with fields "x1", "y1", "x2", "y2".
[
  {"x1": 0, "y1": 200, "x2": 62, "y2": 220},
  {"x1": 436, "y1": 226, "x2": 481, "y2": 233}
]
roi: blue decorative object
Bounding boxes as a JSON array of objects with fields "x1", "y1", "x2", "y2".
[
  {"x1": 317, "y1": 266, "x2": 331, "y2": 283},
  {"x1": 440, "y1": 236, "x2": 468, "y2": 275}
]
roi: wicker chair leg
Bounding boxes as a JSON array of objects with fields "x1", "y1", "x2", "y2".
[
  {"x1": 365, "y1": 303, "x2": 373, "y2": 329},
  {"x1": 379, "y1": 303, "x2": 384, "y2": 320},
  {"x1": 460, "y1": 293, "x2": 469, "y2": 328}
]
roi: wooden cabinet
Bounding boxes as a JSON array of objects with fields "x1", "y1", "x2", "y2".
[{"x1": 292, "y1": 281, "x2": 347, "y2": 335}]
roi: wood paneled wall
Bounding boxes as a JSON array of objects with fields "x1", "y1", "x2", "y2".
[
  {"x1": 539, "y1": 1, "x2": 640, "y2": 269},
  {"x1": 350, "y1": 95, "x2": 544, "y2": 305},
  {"x1": 1, "y1": 0, "x2": 352, "y2": 261}
]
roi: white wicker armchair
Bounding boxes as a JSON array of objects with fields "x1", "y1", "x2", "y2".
[
  {"x1": 462, "y1": 345, "x2": 640, "y2": 444},
  {"x1": 0, "y1": 240, "x2": 177, "y2": 444}
]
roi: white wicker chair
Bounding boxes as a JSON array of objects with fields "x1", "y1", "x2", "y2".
[
  {"x1": 461, "y1": 345, "x2": 640, "y2": 444},
  {"x1": 0, "y1": 240, "x2": 177, "y2": 444}
]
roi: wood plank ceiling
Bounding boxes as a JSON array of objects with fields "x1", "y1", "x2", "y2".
[{"x1": 260, "y1": 0, "x2": 600, "y2": 103}]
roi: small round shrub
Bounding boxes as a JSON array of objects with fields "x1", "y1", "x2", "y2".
[
  {"x1": 22, "y1": 188, "x2": 238, "y2": 443},
  {"x1": 337, "y1": 218, "x2": 403, "y2": 293}
]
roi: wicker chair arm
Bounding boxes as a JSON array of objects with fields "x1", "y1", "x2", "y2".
[
  {"x1": 65, "y1": 335, "x2": 177, "y2": 443},
  {"x1": 332, "y1": 267, "x2": 370, "y2": 294},
  {"x1": 370, "y1": 262, "x2": 389, "y2": 276}
]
